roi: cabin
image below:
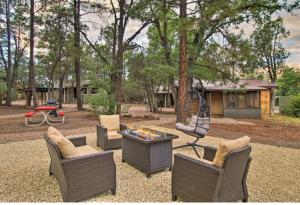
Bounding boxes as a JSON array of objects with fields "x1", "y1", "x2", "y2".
[
  {"x1": 52, "y1": 80, "x2": 98, "y2": 103},
  {"x1": 156, "y1": 79, "x2": 276, "y2": 119}
]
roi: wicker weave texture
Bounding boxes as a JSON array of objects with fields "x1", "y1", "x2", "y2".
[
  {"x1": 96, "y1": 124, "x2": 127, "y2": 150},
  {"x1": 172, "y1": 146, "x2": 252, "y2": 202},
  {"x1": 44, "y1": 134, "x2": 116, "y2": 202},
  {"x1": 121, "y1": 133, "x2": 175, "y2": 177}
]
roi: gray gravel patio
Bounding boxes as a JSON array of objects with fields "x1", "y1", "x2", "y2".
[{"x1": 0, "y1": 126, "x2": 299, "y2": 202}]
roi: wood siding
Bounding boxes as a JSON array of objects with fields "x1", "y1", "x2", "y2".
[
  {"x1": 260, "y1": 90, "x2": 271, "y2": 119},
  {"x1": 211, "y1": 91, "x2": 223, "y2": 116}
]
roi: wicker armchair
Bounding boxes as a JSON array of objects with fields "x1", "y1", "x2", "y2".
[
  {"x1": 172, "y1": 146, "x2": 252, "y2": 202},
  {"x1": 97, "y1": 115, "x2": 127, "y2": 150},
  {"x1": 44, "y1": 134, "x2": 116, "y2": 202}
]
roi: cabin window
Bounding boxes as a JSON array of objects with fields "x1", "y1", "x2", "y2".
[
  {"x1": 91, "y1": 88, "x2": 98, "y2": 94},
  {"x1": 81, "y1": 88, "x2": 87, "y2": 94},
  {"x1": 238, "y1": 94, "x2": 247, "y2": 108},
  {"x1": 275, "y1": 97, "x2": 280, "y2": 107},
  {"x1": 226, "y1": 93, "x2": 238, "y2": 108},
  {"x1": 247, "y1": 91, "x2": 260, "y2": 108},
  {"x1": 225, "y1": 91, "x2": 260, "y2": 109}
]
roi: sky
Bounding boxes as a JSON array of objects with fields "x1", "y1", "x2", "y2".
[
  {"x1": 282, "y1": 12, "x2": 300, "y2": 67},
  {"x1": 84, "y1": 8, "x2": 300, "y2": 68}
]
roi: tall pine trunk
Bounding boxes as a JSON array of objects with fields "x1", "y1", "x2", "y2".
[
  {"x1": 115, "y1": 0, "x2": 125, "y2": 114},
  {"x1": 74, "y1": 0, "x2": 82, "y2": 110},
  {"x1": 5, "y1": 0, "x2": 12, "y2": 106},
  {"x1": 177, "y1": 0, "x2": 188, "y2": 123},
  {"x1": 27, "y1": 0, "x2": 37, "y2": 107},
  {"x1": 58, "y1": 74, "x2": 64, "y2": 109}
]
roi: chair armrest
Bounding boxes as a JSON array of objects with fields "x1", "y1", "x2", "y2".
[
  {"x1": 68, "y1": 136, "x2": 87, "y2": 147},
  {"x1": 172, "y1": 154, "x2": 223, "y2": 201},
  {"x1": 97, "y1": 124, "x2": 108, "y2": 139},
  {"x1": 120, "y1": 123, "x2": 127, "y2": 131},
  {"x1": 203, "y1": 146, "x2": 217, "y2": 161},
  {"x1": 173, "y1": 153, "x2": 223, "y2": 174},
  {"x1": 61, "y1": 151, "x2": 116, "y2": 182}
]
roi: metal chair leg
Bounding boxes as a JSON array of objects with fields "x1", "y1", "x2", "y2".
[
  {"x1": 191, "y1": 145, "x2": 201, "y2": 158},
  {"x1": 173, "y1": 137, "x2": 204, "y2": 158}
]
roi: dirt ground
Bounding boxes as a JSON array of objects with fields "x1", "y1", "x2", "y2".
[
  {"x1": 0, "y1": 105, "x2": 299, "y2": 149},
  {"x1": 161, "y1": 119, "x2": 300, "y2": 149},
  {"x1": 0, "y1": 106, "x2": 150, "y2": 144}
]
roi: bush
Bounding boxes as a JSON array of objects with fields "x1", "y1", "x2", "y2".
[
  {"x1": 88, "y1": 89, "x2": 115, "y2": 114},
  {"x1": 281, "y1": 95, "x2": 300, "y2": 117}
]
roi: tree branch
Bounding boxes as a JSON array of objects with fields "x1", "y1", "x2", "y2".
[
  {"x1": 0, "y1": 42, "x2": 8, "y2": 70},
  {"x1": 124, "y1": 20, "x2": 152, "y2": 47},
  {"x1": 80, "y1": 30, "x2": 109, "y2": 64}
]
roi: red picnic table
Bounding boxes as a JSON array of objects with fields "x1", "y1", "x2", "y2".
[{"x1": 25, "y1": 106, "x2": 65, "y2": 126}]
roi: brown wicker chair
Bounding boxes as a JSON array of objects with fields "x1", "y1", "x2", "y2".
[
  {"x1": 97, "y1": 115, "x2": 127, "y2": 150},
  {"x1": 172, "y1": 145, "x2": 252, "y2": 202},
  {"x1": 44, "y1": 134, "x2": 116, "y2": 202}
]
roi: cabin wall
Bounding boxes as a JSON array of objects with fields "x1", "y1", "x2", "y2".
[
  {"x1": 224, "y1": 108, "x2": 261, "y2": 119},
  {"x1": 211, "y1": 91, "x2": 223, "y2": 116}
]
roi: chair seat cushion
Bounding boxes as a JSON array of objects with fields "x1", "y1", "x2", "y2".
[
  {"x1": 176, "y1": 122, "x2": 208, "y2": 135},
  {"x1": 107, "y1": 131, "x2": 122, "y2": 139},
  {"x1": 212, "y1": 136, "x2": 250, "y2": 168},
  {"x1": 176, "y1": 123, "x2": 195, "y2": 132},
  {"x1": 25, "y1": 111, "x2": 35, "y2": 117},
  {"x1": 199, "y1": 158, "x2": 213, "y2": 165},
  {"x1": 99, "y1": 115, "x2": 120, "y2": 131},
  {"x1": 76, "y1": 145, "x2": 98, "y2": 156}
]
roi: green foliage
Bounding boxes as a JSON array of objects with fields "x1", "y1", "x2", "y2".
[
  {"x1": 277, "y1": 67, "x2": 300, "y2": 96},
  {"x1": 250, "y1": 17, "x2": 290, "y2": 81},
  {"x1": 88, "y1": 89, "x2": 115, "y2": 114},
  {"x1": 223, "y1": 89, "x2": 247, "y2": 94},
  {"x1": 0, "y1": 80, "x2": 7, "y2": 93},
  {"x1": 281, "y1": 94, "x2": 300, "y2": 117}
]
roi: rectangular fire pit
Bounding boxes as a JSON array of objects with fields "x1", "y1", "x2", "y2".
[{"x1": 119, "y1": 128, "x2": 178, "y2": 177}]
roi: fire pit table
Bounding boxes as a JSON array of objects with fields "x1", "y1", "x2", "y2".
[{"x1": 119, "y1": 128, "x2": 178, "y2": 177}]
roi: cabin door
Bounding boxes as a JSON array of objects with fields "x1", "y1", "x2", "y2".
[{"x1": 211, "y1": 91, "x2": 223, "y2": 116}]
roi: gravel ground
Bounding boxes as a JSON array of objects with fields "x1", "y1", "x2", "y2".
[{"x1": 0, "y1": 127, "x2": 299, "y2": 202}]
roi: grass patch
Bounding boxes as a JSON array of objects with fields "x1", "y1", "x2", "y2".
[{"x1": 271, "y1": 114, "x2": 300, "y2": 126}]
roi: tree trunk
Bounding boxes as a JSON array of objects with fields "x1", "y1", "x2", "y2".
[
  {"x1": 58, "y1": 75, "x2": 64, "y2": 109},
  {"x1": 114, "y1": 0, "x2": 125, "y2": 114},
  {"x1": 115, "y1": 53, "x2": 123, "y2": 114},
  {"x1": 144, "y1": 83, "x2": 158, "y2": 113},
  {"x1": 27, "y1": 0, "x2": 37, "y2": 107},
  {"x1": 152, "y1": 0, "x2": 177, "y2": 111},
  {"x1": 5, "y1": 0, "x2": 12, "y2": 106},
  {"x1": 177, "y1": 0, "x2": 188, "y2": 123},
  {"x1": 74, "y1": 0, "x2": 82, "y2": 110}
]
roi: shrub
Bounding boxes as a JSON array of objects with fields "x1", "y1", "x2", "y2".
[
  {"x1": 88, "y1": 89, "x2": 114, "y2": 114},
  {"x1": 281, "y1": 95, "x2": 300, "y2": 117}
]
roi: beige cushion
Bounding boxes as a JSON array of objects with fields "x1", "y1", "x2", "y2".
[
  {"x1": 212, "y1": 136, "x2": 250, "y2": 168},
  {"x1": 99, "y1": 115, "x2": 120, "y2": 131},
  {"x1": 47, "y1": 126, "x2": 65, "y2": 145},
  {"x1": 57, "y1": 137, "x2": 79, "y2": 159},
  {"x1": 199, "y1": 158, "x2": 213, "y2": 165},
  {"x1": 76, "y1": 145, "x2": 98, "y2": 156},
  {"x1": 107, "y1": 131, "x2": 122, "y2": 139}
]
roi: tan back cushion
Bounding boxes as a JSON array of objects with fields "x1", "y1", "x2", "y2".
[
  {"x1": 99, "y1": 115, "x2": 120, "y2": 131},
  {"x1": 57, "y1": 137, "x2": 79, "y2": 159},
  {"x1": 48, "y1": 126, "x2": 79, "y2": 159},
  {"x1": 212, "y1": 136, "x2": 250, "y2": 168},
  {"x1": 47, "y1": 126, "x2": 64, "y2": 145}
]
